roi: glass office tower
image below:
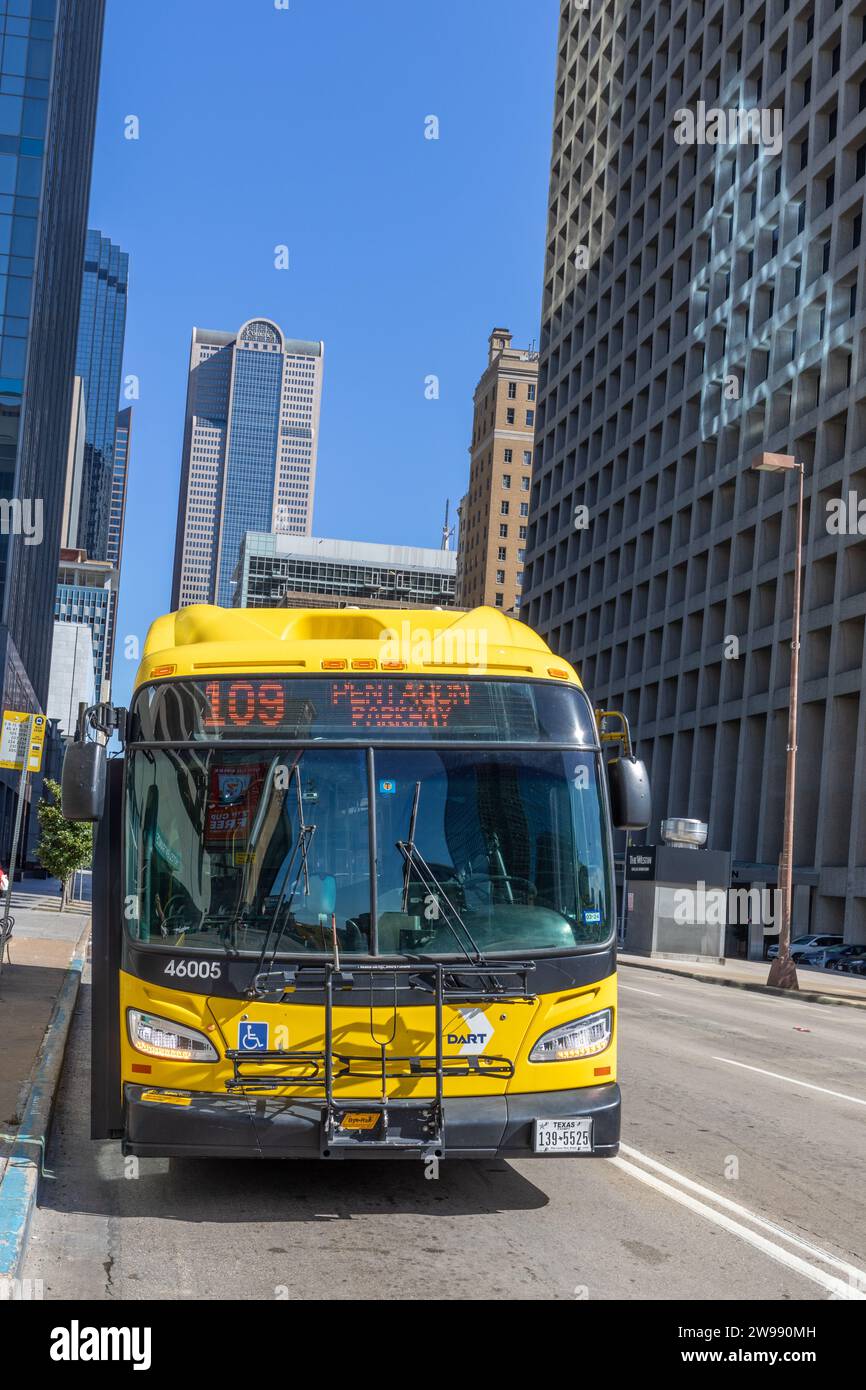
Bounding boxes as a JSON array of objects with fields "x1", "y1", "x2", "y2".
[
  {"x1": 0, "y1": 0, "x2": 105, "y2": 859},
  {"x1": 171, "y1": 318, "x2": 324, "y2": 609},
  {"x1": 75, "y1": 228, "x2": 129, "y2": 560}
]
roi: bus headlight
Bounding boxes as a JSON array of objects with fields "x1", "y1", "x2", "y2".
[
  {"x1": 127, "y1": 1009, "x2": 218, "y2": 1062},
  {"x1": 529, "y1": 1008, "x2": 612, "y2": 1062}
]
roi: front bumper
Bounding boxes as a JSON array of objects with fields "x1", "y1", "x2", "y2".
[{"x1": 123, "y1": 1082, "x2": 621, "y2": 1159}]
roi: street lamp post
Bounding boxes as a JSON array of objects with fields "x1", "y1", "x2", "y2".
[{"x1": 751, "y1": 451, "x2": 804, "y2": 991}]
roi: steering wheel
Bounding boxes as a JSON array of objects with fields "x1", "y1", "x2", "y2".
[{"x1": 154, "y1": 895, "x2": 189, "y2": 937}]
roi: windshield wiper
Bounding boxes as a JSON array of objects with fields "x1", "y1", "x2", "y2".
[
  {"x1": 248, "y1": 762, "x2": 316, "y2": 996},
  {"x1": 395, "y1": 783, "x2": 489, "y2": 970}
]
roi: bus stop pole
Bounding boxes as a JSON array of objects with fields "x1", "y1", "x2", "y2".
[{"x1": 4, "y1": 713, "x2": 33, "y2": 921}]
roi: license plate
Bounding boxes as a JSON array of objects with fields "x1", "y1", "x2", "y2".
[{"x1": 534, "y1": 1116, "x2": 593, "y2": 1153}]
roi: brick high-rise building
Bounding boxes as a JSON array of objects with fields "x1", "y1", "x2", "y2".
[{"x1": 456, "y1": 329, "x2": 538, "y2": 615}]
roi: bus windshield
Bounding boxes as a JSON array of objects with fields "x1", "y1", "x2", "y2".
[{"x1": 125, "y1": 746, "x2": 612, "y2": 955}]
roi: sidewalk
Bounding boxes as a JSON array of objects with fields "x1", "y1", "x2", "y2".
[
  {"x1": 0, "y1": 886, "x2": 90, "y2": 1184},
  {"x1": 619, "y1": 951, "x2": 866, "y2": 1007}
]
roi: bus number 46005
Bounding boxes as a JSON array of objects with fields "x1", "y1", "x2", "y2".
[{"x1": 163, "y1": 959, "x2": 222, "y2": 980}]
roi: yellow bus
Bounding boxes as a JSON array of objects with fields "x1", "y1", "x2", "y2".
[{"x1": 63, "y1": 605, "x2": 650, "y2": 1161}]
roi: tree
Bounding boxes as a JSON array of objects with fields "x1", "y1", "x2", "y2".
[{"x1": 34, "y1": 779, "x2": 92, "y2": 911}]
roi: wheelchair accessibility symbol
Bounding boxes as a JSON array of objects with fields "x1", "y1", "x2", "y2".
[{"x1": 238, "y1": 1021, "x2": 269, "y2": 1051}]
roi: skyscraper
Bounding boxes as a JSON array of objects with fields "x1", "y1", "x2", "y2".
[
  {"x1": 456, "y1": 328, "x2": 538, "y2": 614},
  {"x1": 171, "y1": 318, "x2": 324, "y2": 610},
  {"x1": 108, "y1": 404, "x2": 131, "y2": 568},
  {"x1": 0, "y1": 0, "x2": 105, "y2": 856},
  {"x1": 75, "y1": 228, "x2": 129, "y2": 560},
  {"x1": 525, "y1": 0, "x2": 866, "y2": 940}
]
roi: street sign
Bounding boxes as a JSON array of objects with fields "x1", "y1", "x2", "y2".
[
  {"x1": 626, "y1": 845, "x2": 657, "y2": 881},
  {"x1": 0, "y1": 709, "x2": 45, "y2": 772},
  {"x1": 0, "y1": 710, "x2": 31, "y2": 770},
  {"x1": 27, "y1": 713, "x2": 46, "y2": 773}
]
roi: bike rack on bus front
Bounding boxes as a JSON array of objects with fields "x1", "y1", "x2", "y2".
[{"x1": 223, "y1": 960, "x2": 537, "y2": 1154}]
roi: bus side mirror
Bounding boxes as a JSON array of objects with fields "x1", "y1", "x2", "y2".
[
  {"x1": 608, "y1": 757, "x2": 651, "y2": 831},
  {"x1": 62, "y1": 741, "x2": 107, "y2": 821}
]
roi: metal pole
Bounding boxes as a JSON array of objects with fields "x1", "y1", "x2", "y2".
[
  {"x1": 4, "y1": 713, "x2": 33, "y2": 922},
  {"x1": 619, "y1": 832, "x2": 630, "y2": 948},
  {"x1": 768, "y1": 466, "x2": 803, "y2": 991}
]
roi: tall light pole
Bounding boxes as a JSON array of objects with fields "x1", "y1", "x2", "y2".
[{"x1": 751, "y1": 451, "x2": 804, "y2": 991}]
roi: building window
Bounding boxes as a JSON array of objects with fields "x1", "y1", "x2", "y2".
[
  {"x1": 525, "y1": 410, "x2": 534, "y2": 426},
  {"x1": 527, "y1": 383, "x2": 536, "y2": 400},
  {"x1": 521, "y1": 475, "x2": 530, "y2": 491},
  {"x1": 497, "y1": 546, "x2": 506, "y2": 561},
  {"x1": 506, "y1": 408, "x2": 515, "y2": 424},
  {"x1": 518, "y1": 525, "x2": 526, "y2": 539},
  {"x1": 495, "y1": 592, "x2": 504, "y2": 607},
  {"x1": 523, "y1": 450, "x2": 532, "y2": 466},
  {"x1": 507, "y1": 381, "x2": 517, "y2": 399},
  {"x1": 496, "y1": 569, "x2": 505, "y2": 584},
  {"x1": 502, "y1": 474, "x2": 511, "y2": 488},
  {"x1": 519, "y1": 502, "x2": 529, "y2": 517},
  {"x1": 501, "y1": 500, "x2": 510, "y2": 515},
  {"x1": 504, "y1": 448, "x2": 513, "y2": 462},
  {"x1": 499, "y1": 524, "x2": 508, "y2": 538}
]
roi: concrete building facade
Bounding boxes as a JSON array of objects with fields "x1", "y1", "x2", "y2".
[
  {"x1": 456, "y1": 328, "x2": 538, "y2": 615},
  {"x1": 523, "y1": 0, "x2": 866, "y2": 941},
  {"x1": 55, "y1": 548, "x2": 117, "y2": 700},
  {"x1": 46, "y1": 621, "x2": 95, "y2": 737},
  {"x1": 171, "y1": 319, "x2": 324, "y2": 610},
  {"x1": 61, "y1": 375, "x2": 87, "y2": 549},
  {"x1": 234, "y1": 533, "x2": 457, "y2": 610}
]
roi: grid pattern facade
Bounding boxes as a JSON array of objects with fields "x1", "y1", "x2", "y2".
[
  {"x1": 524, "y1": 0, "x2": 866, "y2": 940},
  {"x1": 74, "y1": 227, "x2": 128, "y2": 559},
  {"x1": 171, "y1": 319, "x2": 324, "y2": 610},
  {"x1": 234, "y1": 532, "x2": 457, "y2": 610},
  {"x1": 456, "y1": 328, "x2": 538, "y2": 616}
]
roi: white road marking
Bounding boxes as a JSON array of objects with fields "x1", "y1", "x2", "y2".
[
  {"x1": 712, "y1": 1056, "x2": 866, "y2": 1107},
  {"x1": 613, "y1": 1148, "x2": 866, "y2": 1299},
  {"x1": 620, "y1": 1144, "x2": 866, "y2": 1282},
  {"x1": 619, "y1": 985, "x2": 663, "y2": 997}
]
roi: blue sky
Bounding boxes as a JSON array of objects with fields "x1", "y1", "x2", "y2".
[{"x1": 91, "y1": 0, "x2": 558, "y2": 705}]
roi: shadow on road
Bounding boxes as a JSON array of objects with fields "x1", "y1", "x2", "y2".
[{"x1": 39, "y1": 985, "x2": 551, "y2": 1224}]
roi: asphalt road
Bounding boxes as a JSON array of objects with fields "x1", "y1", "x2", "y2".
[{"x1": 23, "y1": 963, "x2": 866, "y2": 1301}]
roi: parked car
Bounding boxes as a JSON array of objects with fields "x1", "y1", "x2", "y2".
[
  {"x1": 800, "y1": 942, "x2": 866, "y2": 969},
  {"x1": 825, "y1": 944, "x2": 866, "y2": 971},
  {"x1": 846, "y1": 957, "x2": 866, "y2": 977},
  {"x1": 767, "y1": 933, "x2": 843, "y2": 961}
]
